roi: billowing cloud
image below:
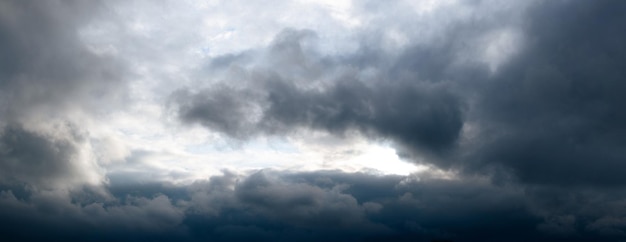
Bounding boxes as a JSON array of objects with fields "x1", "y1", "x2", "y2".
[
  {"x1": 2, "y1": 0, "x2": 626, "y2": 241},
  {"x1": 173, "y1": 0, "x2": 626, "y2": 187},
  {"x1": 173, "y1": 28, "x2": 467, "y2": 163},
  {"x1": 3, "y1": 170, "x2": 626, "y2": 241}
]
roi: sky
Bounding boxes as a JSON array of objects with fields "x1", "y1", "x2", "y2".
[{"x1": 1, "y1": 0, "x2": 626, "y2": 241}]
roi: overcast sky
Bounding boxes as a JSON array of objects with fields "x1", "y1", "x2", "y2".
[{"x1": 1, "y1": 0, "x2": 626, "y2": 241}]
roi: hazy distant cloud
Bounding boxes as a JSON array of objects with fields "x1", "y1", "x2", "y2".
[{"x1": 0, "y1": 0, "x2": 127, "y2": 122}]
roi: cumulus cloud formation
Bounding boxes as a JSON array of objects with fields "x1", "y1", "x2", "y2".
[
  {"x1": 2, "y1": 0, "x2": 626, "y2": 241},
  {"x1": 174, "y1": 28, "x2": 467, "y2": 163},
  {"x1": 173, "y1": 0, "x2": 626, "y2": 186},
  {"x1": 4, "y1": 169, "x2": 626, "y2": 241}
]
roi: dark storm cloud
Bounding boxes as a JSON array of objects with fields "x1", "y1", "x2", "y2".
[
  {"x1": 175, "y1": 28, "x2": 466, "y2": 157},
  {"x1": 0, "y1": 188, "x2": 187, "y2": 242},
  {"x1": 175, "y1": 0, "x2": 626, "y2": 186},
  {"x1": 3, "y1": 0, "x2": 626, "y2": 241},
  {"x1": 462, "y1": 0, "x2": 626, "y2": 186},
  {"x1": 4, "y1": 169, "x2": 626, "y2": 241}
]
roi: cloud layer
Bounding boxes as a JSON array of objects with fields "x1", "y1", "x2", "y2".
[
  {"x1": 4, "y1": 170, "x2": 626, "y2": 241},
  {"x1": 2, "y1": 0, "x2": 626, "y2": 241}
]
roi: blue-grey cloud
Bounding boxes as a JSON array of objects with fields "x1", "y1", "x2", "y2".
[
  {"x1": 3, "y1": 170, "x2": 626, "y2": 241},
  {"x1": 3, "y1": 0, "x2": 626, "y2": 241},
  {"x1": 174, "y1": 28, "x2": 467, "y2": 160},
  {"x1": 462, "y1": 0, "x2": 626, "y2": 185},
  {"x1": 173, "y1": 0, "x2": 626, "y2": 187}
]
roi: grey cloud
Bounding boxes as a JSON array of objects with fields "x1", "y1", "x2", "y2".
[
  {"x1": 175, "y1": 28, "x2": 466, "y2": 158},
  {"x1": 175, "y1": 0, "x2": 626, "y2": 187},
  {"x1": 154, "y1": 2, "x2": 626, "y2": 240},
  {"x1": 462, "y1": 0, "x2": 626, "y2": 185},
  {"x1": 234, "y1": 170, "x2": 386, "y2": 232},
  {"x1": 185, "y1": 170, "x2": 390, "y2": 240},
  {"x1": 0, "y1": 189, "x2": 187, "y2": 242},
  {"x1": 0, "y1": 0, "x2": 127, "y2": 122},
  {"x1": 0, "y1": 125, "x2": 77, "y2": 187},
  {"x1": 0, "y1": 0, "x2": 129, "y2": 189},
  {"x1": 4, "y1": 170, "x2": 626, "y2": 241},
  {"x1": 4, "y1": 0, "x2": 626, "y2": 241}
]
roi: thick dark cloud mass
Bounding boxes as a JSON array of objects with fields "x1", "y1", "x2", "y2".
[
  {"x1": 464, "y1": 0, "x2": 626, "y2": 185},
  {"x1": 3, "y1": 0, "x2": 626, "y2": 241},
  {"x1": 155, "y1": 1, "x2": 626, "y2": 240},
  {"x1": 3, "y1": 170, "x2": 626, "y2": 241},
  {"x1": 173, "y1": 15, "x2": 490, "y2": 165},
  {"x1": 175, "y1": 0, "x2": 626, "y2": 186},
  {"x1": 175, "y1": 28, "x2": 466, "y2": 159}
]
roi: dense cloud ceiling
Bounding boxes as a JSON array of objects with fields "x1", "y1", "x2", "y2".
[
  {"x1": 1, "y1": 0, "x2": 626, "y2": 241},
  {"x1": 466, "y1": 0, "x2": 626, "y2": 186}
]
